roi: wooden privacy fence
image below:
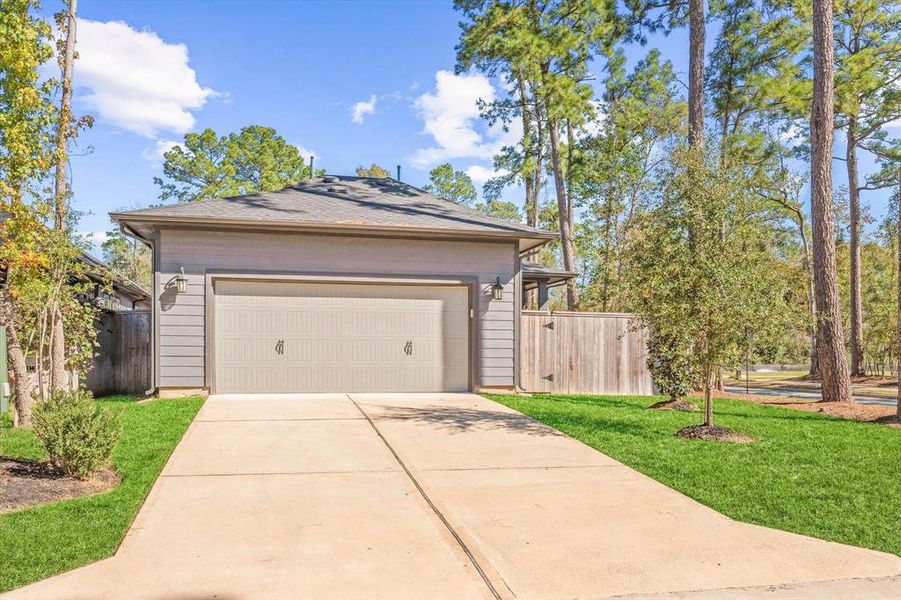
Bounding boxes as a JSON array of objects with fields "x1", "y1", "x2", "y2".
[
  {"x1": 520, "y1": 311, "x2": 654, "y2": 395},
  {"x1": 85, "y1": 310, "x2": 151, "y2": 396}
]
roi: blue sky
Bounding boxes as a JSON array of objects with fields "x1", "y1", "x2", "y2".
[{"x1": 37, "y1": 1, "x2": 896, "y2": 255}]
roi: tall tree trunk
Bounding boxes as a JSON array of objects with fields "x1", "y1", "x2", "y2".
[
  {"x1": 0, "y1": 291, "x2": 33, "y2": 427},
  {"x1": 517, "y1": 75, "x2": 539, "y2": 308},
  {"x1": 49, "y1": 0, "x2": 78, "y2": 393},
  {"x1": 688, "y1": 0, "x2": 705, "y2": 149},
  {"x1": 811, "y1": 0, "x2": 853, "y2": 403},
  {"x1": 897, "y1": 174, "x2": 900, "y2": 420},
  {"x1": 517, "y1": 75, "x2": 538, "y2": 232},
  {"x1": 847, "y1": 123, "x2": 864, "y2": 376},
  {"x1": 602, "y1": 190, "x2": 613, "y2": 312},
  {"x1": 703, "y1": 370, "x2": 713, "y2": 426},
  {"x1": 49, "y1": 308, "x2": 66, "y2": 392},
  {"x1": 800, "y1": 224, "x2": 819, "y2": 376},
  {"x1": 548, "y1": 117, "x2": 578, "y2": 309},
  {"x1": 54, "y1": 0, "x2": 76, "y2": 231}
]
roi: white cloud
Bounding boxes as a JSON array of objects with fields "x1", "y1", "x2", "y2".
[
  {"x1": 78, "y1": 230, "x2": 108, "y2": 255},
  {"x1": 351, "y1": 94, "x2": 377, "y2": 124},
  {"x1": 778, "y1": 122, "x2": 805, "y2": 146},
  {"x1": 293, "y1": 143, "x2": 319, "y2": 160},
  {"x1": 465, "y1": 164, "x2": 508, "y2": 186},
  {"x1": 141, "y1": 139, "x2": 180, "y2": 164},
  {"x1": 74, "y1": 19, "x2": 215, "y2": 138},
  {"x1": 411, "y1": 70, "x2": 521, "y2": 168}
]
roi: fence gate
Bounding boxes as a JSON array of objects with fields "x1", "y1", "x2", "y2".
[
  {"x1": 85, "y1": 310, "x2": 151, "y2": 396},
  {"x1": 520, "y1": 311, "x2": 654, "y2": 395}
]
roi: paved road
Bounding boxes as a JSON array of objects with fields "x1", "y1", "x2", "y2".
[
  {"x1": 725, "y1": 385, "x2": 898, "y2": 406},
  {"x1": 8, "y1": 393, "x2": 900, "y2": 599}
]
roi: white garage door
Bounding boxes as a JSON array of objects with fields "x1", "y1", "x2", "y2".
[{"x1": 213, "y1": 280, "x2": 470, "y2": 393}]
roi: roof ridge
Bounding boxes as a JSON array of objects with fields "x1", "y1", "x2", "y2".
[{"x1": 111, "y1": 176, "x2": 557, "y2": 241}]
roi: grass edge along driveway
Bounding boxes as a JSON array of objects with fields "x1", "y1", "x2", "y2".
[
  {"x1": 0, "y1": 395, "x2": 204, "y2": 592},
  {"x1": 486, "y1": 394, "x2": 901, "y2": 557}
]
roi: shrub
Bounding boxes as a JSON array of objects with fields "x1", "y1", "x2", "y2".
[
  {"x1": 32, "y1": 390, "x2": 120, "y2": 479},
  {"x1": 647, "y1": 331, "x2": 699, "y2": 402}
]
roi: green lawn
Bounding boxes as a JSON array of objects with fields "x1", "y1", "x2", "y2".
[
  {"x1": 486, "y1": 393, "x2": 901, "y2": 556},
  {"x1": 0, "y1": 395, "x2": 203, "y2": 592}
]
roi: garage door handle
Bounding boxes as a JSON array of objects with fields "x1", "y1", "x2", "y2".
[
  {"x1": 275, "y1": 340, "x2": 284, "y2": 355},
  {"x1": 404, "y1": 341, "x2": 413, "y2": 356}
]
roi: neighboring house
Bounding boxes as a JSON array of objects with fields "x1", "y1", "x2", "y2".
[
  {"x1": 79, "y1": 253, "x2": 152, "y2": 311},
  {"x1": 0, "y1": 245, "x2": 151, "y2": 406},
  {"x1": 112, "y1": 175, "x2": 569, "y2": 397},
  {"x1": 0, "y1": 213, "x2": 150, "y2": 312}
]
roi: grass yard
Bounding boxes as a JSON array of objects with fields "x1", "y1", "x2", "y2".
[
  {"x1": 486, "y1": 393, "x2": 901, "y2": 557},
  {"x1": 0, "y1": 395, "x2": 203, "y2": 592}
]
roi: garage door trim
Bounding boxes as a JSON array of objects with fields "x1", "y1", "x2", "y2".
[{"x1": 204, "y1": 271, "x2": 479, "y2": 393}]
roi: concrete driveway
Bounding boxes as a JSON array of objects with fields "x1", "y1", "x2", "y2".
[{"x1": 7, "y1": 393, "x2": 900, "y2": 599}]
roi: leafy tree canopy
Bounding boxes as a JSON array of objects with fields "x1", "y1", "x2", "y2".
[
  {"x1": 155, "y1": 126, "x2": 311, "y2": 203},
  {"x1": 476, "y1": 198, "x2": 523, "y2": 222},
  {"x1": 423, "y1": 163, "x2": 477, "y2": 205},
  {"x1": 624, "y1": 146, "x2": 802, "y2": 422},
  {"x1": 355, "y1": 163, "x2": 392, "y2": 178},
  {"x1": 102, "y1": 224, "x2": 151, "y2": 290}
]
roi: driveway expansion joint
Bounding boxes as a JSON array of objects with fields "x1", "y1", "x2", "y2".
[{"x1": 346, "y1": 393, "x2": 507, "y2": 600}]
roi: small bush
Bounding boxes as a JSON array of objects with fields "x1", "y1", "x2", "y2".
[
  {"x1": 647, "y1": 331, "x2": 699, "y2": 401},
  {"x1": 32, "y1": 390, "x2": 120, "y2": 479}
]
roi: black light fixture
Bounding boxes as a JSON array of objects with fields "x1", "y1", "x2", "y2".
[
  {"x1": 175, "y1": 267, "x2": 188, "y2": 294},
  {"x1": 492, "y1": 276, "x2": 504, "y2": 301}
]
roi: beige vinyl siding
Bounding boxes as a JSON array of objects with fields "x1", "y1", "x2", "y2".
[{"x1": 156, "y1": 228, "x2": 518, "y2": 389}]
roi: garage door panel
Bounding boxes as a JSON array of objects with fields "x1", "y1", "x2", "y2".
[
  {"x1": 217, "y1": 336, "x2": 284, "y2": 364},
  {"x1": 217, "y1": 308, "x2": 284, "y2": 335},
  {"x1": 214, "y1": 281, "x2": 470, "y2": 393}
]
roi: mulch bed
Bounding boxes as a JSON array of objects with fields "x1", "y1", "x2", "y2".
[
  {"x1": 676, "y1": 423, "x2": 758, "y2": 443},
  {"x1": 707, "y1": 389, "x2": 900, "y2": 428},
  {"x1": 648, "y1": 398, "x2": 699, "y2": 412},
  {"x1": 0, "y1": 458, "x2": 119, "y2": 514}
]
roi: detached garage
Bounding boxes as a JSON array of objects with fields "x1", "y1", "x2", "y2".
[{"x1": 111, "y1": 176, "x2": 556, "y2": 397}]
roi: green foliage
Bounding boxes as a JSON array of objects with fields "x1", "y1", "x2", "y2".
[
  {"x1": 573, "y1": 48, "x2": 685, "y2": 312},
  {"x1": 833, "y1": 0, "x2": 900, "y2": 139},
  {"x1": 155, "y1": 126, "x2": 311, "y2": 203},
  {"x1": 355, "y1": 163, "x2": 392, "y2": 178},
  {"x1": 476, "y1": 198, "x2": 523, "y2": 222},
  {"x1": 8, "y1": 225, "x2": 101, "y2": 378},
  {"x1": 489, "y1": 393, "x2": 901, "y2": 556},
  {"x1": 707, "y1": 0, "x2": 810, "y2": 147},
  {"x1": 838, "y1": 237, "x2": 900, "y2": 375},
  {"x1": 0, "y1": 395, "x2": 203, "y2": 592},
  {"x1": 646, "y1": 332, "x2": 699, "y2": 401},
  {"x1": 32, "y1": 390, "x2": 120, "y2": 479},
  {"x1": 423, "y1": 163, "x2": 477, "y2": 205},
  {"x1": 0, "y1": 0, "x2": 55, "y2": 202},
  {"x1": 101, "y1": 223, "x2": 151, "y2": 290},
  {"x1": 624, "y1": 146, "x2": 799, "y2": 419}
]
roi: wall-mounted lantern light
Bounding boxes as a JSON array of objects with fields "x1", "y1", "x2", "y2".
[
  {"x1": 175, "y1": 267, "x2": 188, "y2": 294},
  {"x1": 492, "y1": 276, "x2": 504, "y2": 301}
]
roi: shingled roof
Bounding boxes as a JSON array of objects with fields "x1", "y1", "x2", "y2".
[{"x1": 112, "y1": 176, "x2": 557, "y2": 252}]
